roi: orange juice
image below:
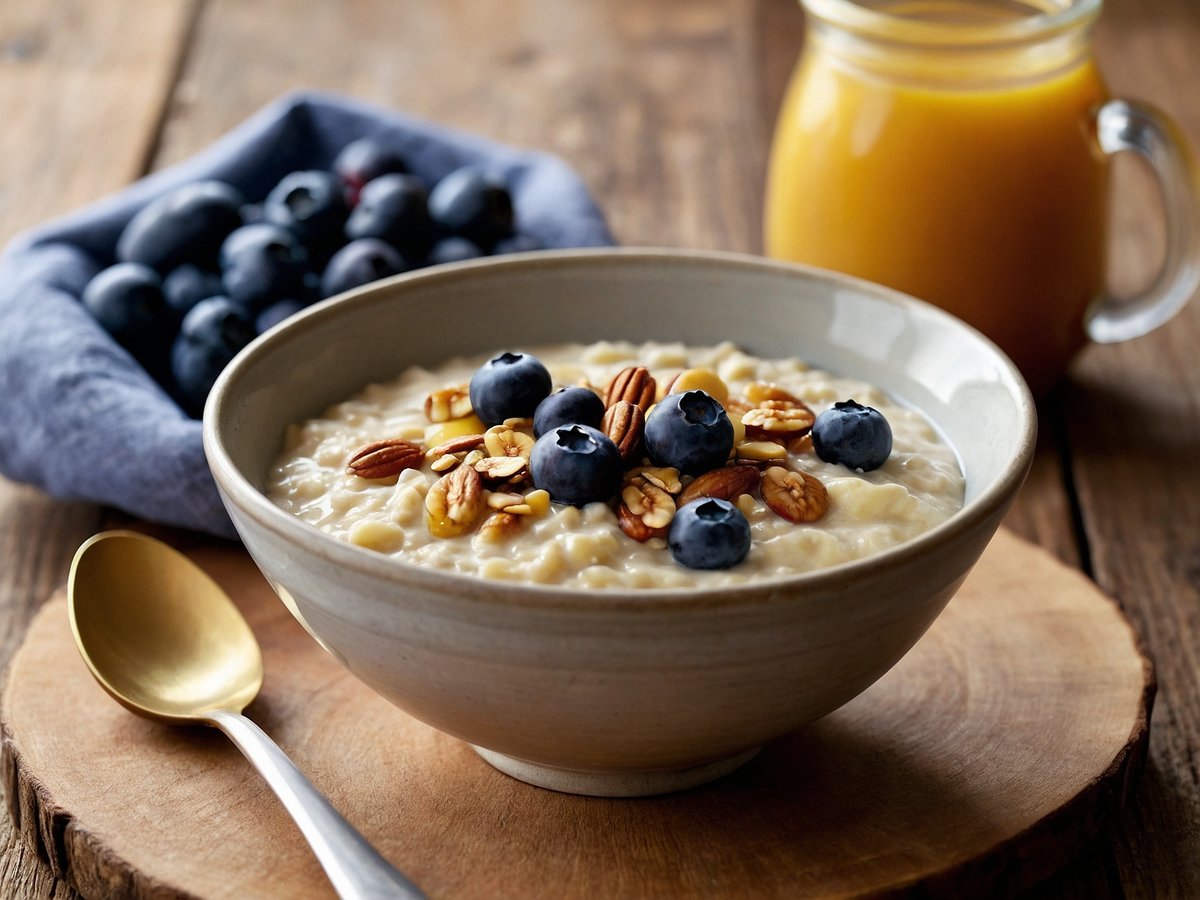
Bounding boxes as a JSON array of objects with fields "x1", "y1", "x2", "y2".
[{"x1": 765, "y1": 0, "x2": 1112, "y2": 394}]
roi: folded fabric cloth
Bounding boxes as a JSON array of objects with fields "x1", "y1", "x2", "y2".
[{"x1": 0, "y1": 91, "x2": 613, "y2": 538}]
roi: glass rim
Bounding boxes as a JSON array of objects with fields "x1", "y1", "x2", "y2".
[{"x1": 801, "y1": 0, "x2": 1103, "y2": 47}]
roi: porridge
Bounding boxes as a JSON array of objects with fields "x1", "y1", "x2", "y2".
[{"x1": 266, "y1": 341, "x2": 964, "y2": 589}]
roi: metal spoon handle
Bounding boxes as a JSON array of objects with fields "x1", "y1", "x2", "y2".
[{"x1": 208, "y1": 708, "x2": 426, "y2": 900}]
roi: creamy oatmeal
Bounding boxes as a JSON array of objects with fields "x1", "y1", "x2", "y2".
[{"x1": 267, "y1": 341, "x2": 964, "y2": 589}]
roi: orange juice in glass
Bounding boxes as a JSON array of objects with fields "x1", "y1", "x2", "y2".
[{"x1": 765, "y1": 0, "x2": 1200, "y2": 395}]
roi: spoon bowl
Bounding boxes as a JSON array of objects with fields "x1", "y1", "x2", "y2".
[
  {"x1": 68, "y1": 531, "x2": 262, "y2": 724},
  {"x1": 67, "y1": 530, "x2": 425, "y2": 900}
]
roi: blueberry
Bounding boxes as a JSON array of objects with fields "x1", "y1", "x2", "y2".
[
  {"x1": 668, "y1": 498, "x2": 751, "y2": 570},
  {"x1": 162, "y1": 264, "x2": 223, "y2": 316},
  {"x1": 426, "y1": 236, "x2": 486, "y2": 266},
  {"x1": 643, "y1": 390, "x2": 734, "y2": 476},
  {"x1": 334, "y1": 137, "x2": 410, "y2": 205},
  {"x1": 117, "y1": 180, "x2": 244, "y2": 273},
  {"x1": 219, "y1": 223, "x2": 310, "y2": 312},
  {"x1": 427, "y1": 167, "x2": 515, "y2": 248},
  {"x1": 81, "y1": 263, "x2": 177, "y2": 374},
  {"x1": 170, "y1": 297, "x2": 256, "y2": 416},
  {"x1": 255, "y1": 298, "x2": 308, "y2": 335},
  {"x1": 530, "y1": 424, "x2": 623, "y2": 507},
  {"x1": 811, "y1": 400, "x2": 893, "y2": 471},
  {"x1": 533, "y1": 386, "x2": 606, "y2": 437},
  {"x1": 491, "y1": 233, "x2": 543, "y2": 255},
  {"x1": 344, "y1": 174, "x2": 433, "y2": 258},
  {"x1": 320, "y1": 238, "x2": 409, "y2": 299},
  {"x1": 263, "y1": 170, "x2": 348, "y2": 262},
  {"x1": 468, "y1": 351, "x2": 553, "y2": 426}
]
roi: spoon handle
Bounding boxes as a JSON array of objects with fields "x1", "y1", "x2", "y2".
[{"x1": 208, "y1": 708, "x2": 426, "y2": 900}]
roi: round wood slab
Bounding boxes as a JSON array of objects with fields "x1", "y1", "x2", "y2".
[{"x1": 0, "y1": 529, "x2": 1152, "y2": 899}]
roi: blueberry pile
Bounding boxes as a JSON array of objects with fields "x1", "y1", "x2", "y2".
[{"x1": 82, "y1": 137, "x2": 537, "y2": 417}]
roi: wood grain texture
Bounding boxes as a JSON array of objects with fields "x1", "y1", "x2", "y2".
[{"x1": 0, "y1": 530, "x2": 1151, "y2": 899}]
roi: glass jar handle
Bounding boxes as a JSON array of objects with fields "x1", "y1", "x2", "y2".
[{"x1": 1088, "y1": 100, "x2": 1200, "y2": 343}]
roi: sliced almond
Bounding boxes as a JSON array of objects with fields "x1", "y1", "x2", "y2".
[
  {"x1": 430, "y1": 454, "x2": 460, "y2": 472},
  {"x1": 425, "y1": 464, "x2": 484, "y2": 538},
  {"x1": 346, "y1": 439, "x2": 424, "y2": 479},
  {"x1": 736, "y1": 440, "x2": 788, "y2": 462},
  {"x1": 601, "y1": 400, "x2": 645, "y2": 462},
  {"x1": 487, "y1": 491, "x2": 528, "y2": 510},
  {"x1": 677, "y1": 465, "x2": 761, "y2": 507},
  {"x1": 424, "y1": 384, "x2": 473, "y2": 423},
  {"x1": 604, "y1": 366, "x2": 656, "y2": 410},
  {"x1": 760, "y1": 466, "x2": 829, "y2": 523}
]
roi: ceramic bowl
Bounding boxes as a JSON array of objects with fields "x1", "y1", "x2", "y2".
[{"x1": 204, "y1": 248, "x2": 1036, "y2": 796}]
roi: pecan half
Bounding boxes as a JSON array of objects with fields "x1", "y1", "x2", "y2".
[
  {"x1": 604, "y1": 365, "x2": 656, "y2": 410},
  {"x1": 424, "y1": 384, "x2": 473, "y2": 423},
  {"x1": 425, "y1": 464, "x2": 485, "y2": 537},
  {"x1": 677, "y1": 465, "x2": 761, "y2": 507},
  {"x1": 346, "y1": 439, "x2": 424, "y2": 479},
  {"x1": 425, "y1": 433, "x2": 486, "y2": 459},
  {"x1": 760, "y1": 466, "x2": 829, "y2": 523},
  {"x1": 601, "y1": 400, "x2": 645, "y2": 462}
]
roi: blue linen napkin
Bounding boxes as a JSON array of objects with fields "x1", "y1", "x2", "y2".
[{"x1": 0, "y1": 91, "x2": 614, "y2": 539}]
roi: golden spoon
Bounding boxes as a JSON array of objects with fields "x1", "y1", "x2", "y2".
[{"x1": 67, "y1": 530, "x2": 425, "y2": 900}]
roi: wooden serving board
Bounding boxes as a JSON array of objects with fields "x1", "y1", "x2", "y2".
[{"x1": 0, "y1": 529, "x2": 1151, "y2": 899}]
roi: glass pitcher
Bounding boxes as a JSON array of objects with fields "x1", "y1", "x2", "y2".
[{"x1": 764, "y1": 0, "x2": 1199, "y2": 395}]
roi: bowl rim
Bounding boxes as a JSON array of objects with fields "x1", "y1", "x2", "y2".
[{"x1": 203, "y1": 246, "x2": 1037, "y2": 611}]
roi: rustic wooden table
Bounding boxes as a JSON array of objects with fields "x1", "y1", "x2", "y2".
[{"x1": 0, "y1": 0, "x2": 1196, "y2": 897}]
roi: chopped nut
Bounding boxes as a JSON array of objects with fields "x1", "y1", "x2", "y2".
[
  {"x1": 424, "y1": 384, "x2": 473, "y2": 423},
  {"x1": 425, "y1": 433, "x2": 486, "y2": 459},
  {"x1": 478, "y1": 511, "x2": 523, "y2": 543},
  {"x1": 724, "y1": 396, "x2": 755, "y2": 417},
  {"x1": 741, "y1": 403, "x2": 816, "y2": 439},
  {"x1": 677, "y1": 465, "x2": 760, "y2": 507},
  {"x1": 430, "y1": 454, "x2": 460, "y2": 473},
  {"x1": 601, "y1": 400, "x2": 645, "y2": 462},
  {"x1": 425, "y1": 464, "x2": 485, "y2": 538},
  {"x1": 787, "y1": 433, "x2": 815, "y2": 455},
  {"x1": 604, "y1": 366, "x2": 656, "y2": 410},
  {"x1": 744, "y1": 381, "x2": 803, "y2": 406},
  {"x1": 760, "y1": 466, "x2": 829, "y2": 523},
  {"x1": 502, "y1": 417, "x2": 534, "y2": 430},
  {"x1": 617, "y1": 502, "x2": 669, "y2": 542},
  {"x1": 475, "y1": 456, "x2": 528, "y2": 481},
  {"x1": 736, "y1": 440, "x2": 788, "y2": 462},
  {"x1": 629, "y1": 466, "x2": 682, "y2": 495},
  {"x1": 621, "y1": 478, "x2": 676, "y2": 530},
  {"x1": 346, "y1": 439, "x2": 424, "y2": 480},
  {"x1": 487, "y1": 491, "x2": 527, "y2": 510},
  {"x1": 523, "y1": 489, "x2": 551, "y2": 516},
  {"x1": 462, "y1": 448, "x2": 486, "y2": 468},
  {"x1": 484, "y1": 424, "x2": 535, "y2": 460}
]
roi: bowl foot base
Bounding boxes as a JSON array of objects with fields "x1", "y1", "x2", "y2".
[{"x1": 471, "y1": 745, "x2": 761, "y2": 797}]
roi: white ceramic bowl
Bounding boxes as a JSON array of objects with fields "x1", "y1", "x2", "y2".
[{"x1": 204, "y1": 248, "x2": 1035, "y2": 796}]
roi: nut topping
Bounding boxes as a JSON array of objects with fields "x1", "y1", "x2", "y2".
[
  {"x1": 346, "y1": 439, "x2": 424, "y2": 479},
  {"x1": 478, "y1": 511, "x2": 523, "y2": 543},
  {"x1": 484, "y1": 424, "x2": 535, "y2": 460},
  {"x1": 744, "y1": 382, "x2": 803, "y2": 406},
  {"x1": 601, "y1": 400, "x2": 645, "y2": 462},
  {"x1": 617, "y1": 502, "x2": 669, "y2": 543},
  {"x1": 424, "y1": 384, "x2": 473, "y2": 423},
  {"x1": 677, "y1": 465, "x2": 760, "y2": 507},
  {"x1": 474, "y1": 455, "x2": 528, "y2": 481},
  {"x1": 629, "y1": 466, "x2": 682, "y2": 495},
  {"x1": 425, "y1": 433, "x2": 486, "y2": 459},
  {"x1": 425, "y1": 464, "x2": 485, "y2": 538},
  {"x1": 621, "y1": 476, "x2": 676, "y2": 530},
  {"x1": 604, "y1": 366, "x2": 656, "y2": 410},
  {"x1": 760, "y1": 466, "x2": 829, "y2": 523},
  {"x1": 741, "y1": 403, "x2": 816, "y2": 439}
]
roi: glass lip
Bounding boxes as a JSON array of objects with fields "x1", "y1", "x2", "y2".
[{"x1": 801, "y1": 0, "x2": 1102, "y2": 48}]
